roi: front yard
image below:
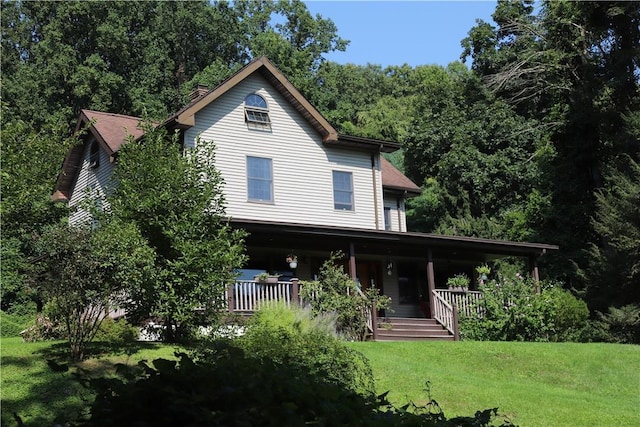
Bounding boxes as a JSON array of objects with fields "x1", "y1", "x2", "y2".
[{"x1": 1, "y1": 337, "x2": 638, "y2": 426}]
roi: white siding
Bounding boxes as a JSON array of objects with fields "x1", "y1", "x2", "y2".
[
  {"x1": 68, "y1": 138, "x2": 114, "y2": 226},
  {"x1": 383, "y1": 196, "x2": 408, "y2": 232},
  {"x1": 186, "y1": 74, "x2": 383, "y2": 230}
]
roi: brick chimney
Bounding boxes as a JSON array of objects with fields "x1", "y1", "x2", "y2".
[{"x1": 190, "y1": 84, "x2": 209, "y2": 101}]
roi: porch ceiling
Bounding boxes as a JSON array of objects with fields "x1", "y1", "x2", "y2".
[{"x1": 231, "y1": 219, "x2": 558, "y2": 262}]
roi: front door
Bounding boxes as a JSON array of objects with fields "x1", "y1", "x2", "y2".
[{"x1": 356, "y1": 261, "x2": 383, "y2": 294}]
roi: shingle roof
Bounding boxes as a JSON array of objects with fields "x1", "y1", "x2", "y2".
[
  {"x1": 80, "y1": 110, "x2": 145, "y2": 154},
  {"x1": 380, "y1": 157, "x2": 421, "y2": 195}
]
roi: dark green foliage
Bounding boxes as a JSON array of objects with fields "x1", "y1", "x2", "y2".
[
  {"x1": 585, "y1": 155, "x2": 640, "y2": 311},
  {"x1": 107, "y1": 127, "x2": 246, "y2": 342},
  {"x1": 0, "y1": 116, "x2": 78, "y2": 313},
  {"x1": 93, "y1": 318, "x2": 139, "y2": 345},
  {"x1": 79, "y1": 346, "x2": 514, "y2": 426},
  {"x1": 460, "y1": 275, "x2": 589, "y2": 342},
  {"x1": 462, "y1": 0, "x2": 640, "y2": 297},
  {"x1": 591, "y1": 305, "x2": 640, "y2": 344}
]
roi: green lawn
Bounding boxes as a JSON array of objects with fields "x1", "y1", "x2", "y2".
[
  {"x1": 349, "y1": 341, "x2": 640, "y2": 427},
  {"x1": 0, "y1": 337, "x2": 182, "y2": 426},
  {"x1": 2, "y1": 338, "x2": 639, "y2": 426}
]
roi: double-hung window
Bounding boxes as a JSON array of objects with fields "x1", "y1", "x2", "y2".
[
  {"x1": 332, "y1": 170, "x2": 353, "y2": 210},
  {"x1": 247, "y1": 156, "x2": 273, "y2": 202}
]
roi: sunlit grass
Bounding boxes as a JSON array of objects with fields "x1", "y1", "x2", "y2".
[
  {"x1": 349, "y1": 340, "x2": 640, "y2": 427},
  {"x1": 2, "y1": 337, "x2": 639, "y2": 427},
  {"x1": 0, "y1": 337, "x2": 182, "y2": 426}
]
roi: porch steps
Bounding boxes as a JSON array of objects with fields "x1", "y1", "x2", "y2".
[{"x1": 375, "y1": 317, "x2": 454, "y2": 341}]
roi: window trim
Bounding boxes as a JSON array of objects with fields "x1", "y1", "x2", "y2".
[
  {"x1": 384, "y1": 207, "x2": 392, "y2": 231},
  {"x1": 332, "y1": 170, "x2": 354, "y2": 211},
  {"x1": 244, "y1": 93, "x2": 271, "y2": 125},
  {"x1": 247, "y1": 156, "x2": 274, "y2": 203}
]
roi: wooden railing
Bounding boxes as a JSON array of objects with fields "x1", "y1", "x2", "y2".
[
  {"x1": 227, "y1": 279, "x2": 300, "y2": 312},
  {"x1": 434, "y1": 289, "x2": 483, "y2": 318},
  {"x1": 227, "y1": 280, "x2": 376, "y2": 338},
  {"x1": 432, "y1": 290, "x2": 458, "y2": 339},
  {"x1": 354, "y1": 286, "x2": 374, "y2": 335}
]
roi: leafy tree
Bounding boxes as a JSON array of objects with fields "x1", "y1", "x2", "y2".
[
  {"x1": 461, "y1": 0, "x2": 640, "y2": 297},
  {"x1": 0, "y1": 112, "x2": 78, "y2": 312},
  {"x1": 32, "y1": 221, "x2": 153, "y2": 360},
  {"x1": 107, "y1": 126, "x2": 246, "y2": 342},
  {"x1": 403, "y1": 65, "x2": 543, "y2": 239}
]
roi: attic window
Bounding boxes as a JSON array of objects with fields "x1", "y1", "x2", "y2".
[
  {"x1": 89, "y1": 140, "x2": 100, "y2": 169},
  {"x1": 244, "y1": 94, "x2": 270, "y2": 125}
]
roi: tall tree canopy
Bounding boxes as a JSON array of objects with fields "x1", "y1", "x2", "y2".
[{"x1": 462, "y1": 0, "x2": 640, "y2": 306}]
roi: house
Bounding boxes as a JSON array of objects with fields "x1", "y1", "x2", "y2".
[{"x1": 53, "y1": 57, "x2": 558, "y2": 340}]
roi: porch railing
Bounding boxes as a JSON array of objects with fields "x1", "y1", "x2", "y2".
[
  {"x1": 434, "y1": 289, "x2": 483, "y2": 318},
  {"x1": 227, "y1": 279, "x2": 300, "y2": 312},
  {"x1": 354, "y1": 286, "x2": 374, "y2": 335},
  {"x1": 226, "y1": 279, "x2": 376, "y2": 338},
  {"x1": 432, "y1": 290, "x2": 459, "y2": 340}
]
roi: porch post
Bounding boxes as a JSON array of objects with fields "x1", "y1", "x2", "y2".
[
  {"x1": 291, "y1": 278, "x2": 299, "y2": 305},
  {"x1": 529, "y1": 254, "x2": 541, "y2": 294},
  {"x1": 349, "y1": 241, "x2": 357, "y2": 280},
  {"x1": 427, "y1": 248, "x2": 436, "y2": 318},
  {"x1": 227, "y1": 284, "x2": 235, "y2": 313}
]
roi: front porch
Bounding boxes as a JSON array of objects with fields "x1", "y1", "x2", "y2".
[
  {"x1": 226, "y1": 279, "x2": 484, "y2": 341},
  {"x1": 229, "y1": 219, "x2": 557, "y2": 341}
]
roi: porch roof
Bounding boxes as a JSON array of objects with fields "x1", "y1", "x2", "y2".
[{"x1": 231, "y1": 219, "x2": 558, "y2": 262}]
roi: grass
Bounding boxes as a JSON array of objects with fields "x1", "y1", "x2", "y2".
[
  {"x1": 349, "y1": 340, "x2": 640, "y2": 427},
  {"x1": 0, "y1": 337, "x2": 182, "y2": 426},
  {"x1": 2, "y1": 337, "x2": 639, "y2": 426}
]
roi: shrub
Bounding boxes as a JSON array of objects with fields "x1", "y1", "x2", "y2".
[
  {"x1": 20, "y1": 313, "x2": 66, "y2": 342},
  {"x1": 0, "y1": 310, "x2": 34, "y2": 337},
  {"x1": 233, "y1": 302, "x2": 375, "y2": 396},
  {"x1": 300, "y1": 252, "x2": 392, "y2": 341},
  {"x1": 590, "y1": 304, "x2": 640, "y2": 344},
  {"x1": 79, "y1": 349, "x2": 514, "y2": 427},
  {"x1": 460, "y1": 275, "x2": 589, "y2": 342},
  {"x1": 93, "y1": 317, "x2": 139, "y2": 344}
]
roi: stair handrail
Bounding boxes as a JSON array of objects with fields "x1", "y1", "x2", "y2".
[
  {"x1": 432, "y1": 289, "x2": 460, "y2": 340},
  {"x1": 354, "y1": 286, "x2": 374, "y2": 334}
]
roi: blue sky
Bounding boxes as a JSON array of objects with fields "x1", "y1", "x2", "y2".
[{"x1": 305, "y1": 0, "x2": 498, "y2": 67}]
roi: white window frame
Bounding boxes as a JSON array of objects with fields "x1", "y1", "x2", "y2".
[
  {"x1": 244, "y1": 93, "x2": 270, "y2": 125},
  {"x1": 247, "y1": 156, "x2": 273, "y2": 203},
  {"x1": 332, "y1": 170, "x2": 354, "y2": 211}
]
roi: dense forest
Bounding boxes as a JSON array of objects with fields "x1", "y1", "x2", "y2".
[{"x1": 2, "y1": 0, "x2": 639, "y2": 316}]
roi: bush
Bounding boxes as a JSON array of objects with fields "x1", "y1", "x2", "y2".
[
  {"x1": 19, "y1": 313, "x2": 66, "y2": 342},
  {"x1": 460, "y1": 276, "x2": 589, "y2": 342},
  {"x1": 0, "y1": 310, "x2": 34, "y2": 337},
  {"x1": 93, "y1": 317, "x2": 139, "y2": 344},
  {"x1": 79, "y1": 340, "x2": 514, "y2": 426},
  {"x1": 300, "y1": 252, "x2": 392, "y2": 341},
  {"x1": 589, "y1": 304, "x2": 640, "y2": 344},
  {"x1": 232, "y1": 302, "x2": 375, "y2": 396}
]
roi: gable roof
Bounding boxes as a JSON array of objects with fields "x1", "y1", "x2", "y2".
[
  {"x1": 78, "y1": 110, "x2": 145, "y2": 154},
  {"x1": 165, "y1": 56, "x2": 339, "y2": 142},
  {"x1": 52, "y1": 110, "x2": 145, "y2": 201},
  {"x1": 380, "y1": 157, "x2": 421, "y2": 195},
  {"x1": 52, "y1": 57, "x2": 420, "y2": 201}
]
